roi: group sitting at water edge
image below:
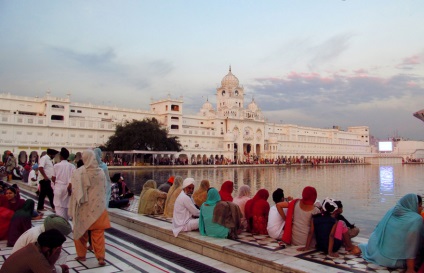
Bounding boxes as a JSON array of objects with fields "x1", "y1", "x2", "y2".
[
  {"x1": 134, "y1": 175, "x2": 424, "y2": 273},
  {"x1": 2, "y1": 148, "x2": 424, "y2": 273}
]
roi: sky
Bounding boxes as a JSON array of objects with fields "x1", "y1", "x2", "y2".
[{"x1": 0, "y1": 1, "x2": 423, "y2": 140}]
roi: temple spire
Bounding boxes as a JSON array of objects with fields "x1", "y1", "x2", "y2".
[{"x1": 229, "y1": 65, "x2": 231, "y2": 72}]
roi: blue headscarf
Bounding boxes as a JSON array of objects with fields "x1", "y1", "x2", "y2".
[
  {"x1": 204, "y1": 188, "x2": 221, "y2": 206},
  {"x1": 94, "y1": 148, "x2": 112, "y2": 207},
  {"x1": 360, "y1": 193, "x2": 423, "y2": 267}
]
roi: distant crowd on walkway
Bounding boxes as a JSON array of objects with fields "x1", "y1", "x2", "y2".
[{"x1": 137, "y1": 155, "x2": 364, "y2": 166}]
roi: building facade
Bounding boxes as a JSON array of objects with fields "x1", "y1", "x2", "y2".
[{"x1": 0, "y1": 68, "x2": 371, "y2": 163}]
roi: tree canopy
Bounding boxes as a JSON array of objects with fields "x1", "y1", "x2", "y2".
[{"x1": 102, "y1": 118, "x2": 182, "y2": 152}]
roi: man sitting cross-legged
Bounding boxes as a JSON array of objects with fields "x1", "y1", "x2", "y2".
[{"x1": 172, "y1": 177, "x2": 200, "y2": 237}]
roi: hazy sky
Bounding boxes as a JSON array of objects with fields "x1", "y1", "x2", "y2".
[{"x1": 1, "y1": 1, "x2": 423, "y2": 140}]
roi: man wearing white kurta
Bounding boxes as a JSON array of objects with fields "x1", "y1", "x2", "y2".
[
  {"x1": 52, "y1": 148, "x2": 75, "y2": 220},
  {"x1": 172, "y1": 178, "x2": 200, "y2": 237}
]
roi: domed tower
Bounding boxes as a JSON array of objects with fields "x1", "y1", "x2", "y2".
[
  {"x1": 245, "y1": 98, "x2": 265, "y2": 121},
  {"x1": 216, "y1": 66, "x2": 244, "y2": 118},
  {"x1": 199, "y1": 98, "x2": 215, "y2": 117}
]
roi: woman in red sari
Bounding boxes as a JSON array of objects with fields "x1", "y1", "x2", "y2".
[
  {"x1": 245, "y1": 189, "x2": 270, "y2": 234},
  {"x1": 219, "y1": 181, "x2": 234, "y2": 202},
  {"x1": 0, "y1": 187, "x2": 25, "y2": 240}
]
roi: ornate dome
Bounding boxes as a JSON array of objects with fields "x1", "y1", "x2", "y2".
[
  {"x1": 248, "y1": 99, "x2": 258, "y2": 112},
  {"x1": 202, "y1": 99, "x2": 213, "y2": 111},
  {"x1": 221, "y1": 66, "x2": 239, "y2": 88}
]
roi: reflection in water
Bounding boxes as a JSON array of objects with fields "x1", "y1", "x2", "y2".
[
  {"x1": 379, "y1": 166, "x2": 394, "y2": 194},
  {"x1": 110, "y1": 164, "x2": 424, "y2": 237}
]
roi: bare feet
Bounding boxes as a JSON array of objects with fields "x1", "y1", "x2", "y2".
[
  {"x1": 98, "y1": 259, "x2": 106, "y2": 266},
  {"x1": 348, "y1": 245, "x2": 361, "y2": 255}
]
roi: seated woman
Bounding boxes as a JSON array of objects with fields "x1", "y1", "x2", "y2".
[
  {"x1": 233, "y1": 185, "x2": 251, "y2": 230},
  {"x1": 163, "y1": 176, "x2": 183, "y2": 218},
  {"x1": 245, "y1": 189, "x2": 270, "y2": 235},
  {"x1": 282, "y1": 186, "x2": 320, "y2": 245},
  {"x1": 109, "y1": 181, "x2": 130, "y2": 209},
  {"x1": 7, "y1": 199, "x2": 35, "y2": 247},
  {"x1": 359, "y1": 194, "x2": 422, "y2": 273},
  {"x1": 219, "y1": 180, "x2": 234, "y2": 202},
  {"x1": 298, "y1": 198, "x2": 358, "y2": 257},
  {"x1": 233, "y1": 185, "x2": 251, "y2": 217},
  {"x1": 199, "y1": 188, "x2": 229, "y2": 238},
  {"x1": 111, "y1": 173, "x2": 134, "y2": 199},
  {"x1": 0, "y1": 193, "x2": 15, "y2": 240},
  {"x1": 2, "y1": 186, "x2": 25, "y2": 211},
  {"x1": 192, "y1": 179, "x2": 210, "y2": 208},
  {"x1": 138, "y1": 180, "x2": 167, "y2": 215}
]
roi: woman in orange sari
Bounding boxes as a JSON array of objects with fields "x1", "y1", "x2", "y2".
[{"x1": 69, "y1": 149, "x2": 111, "y2": 266}]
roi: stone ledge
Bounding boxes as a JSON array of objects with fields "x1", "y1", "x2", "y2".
[{"x1": 108, "y1": 209, "x2": 308, "y2": 273}]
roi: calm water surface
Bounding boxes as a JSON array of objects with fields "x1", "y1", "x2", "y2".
[{"x1": 110, "y1": 164, "x2": 424, "y2": 237}]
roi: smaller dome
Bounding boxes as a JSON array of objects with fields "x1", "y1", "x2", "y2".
[
  {"x1": 202, "y1": 100, "x2": 213, "y2": 111},
  {"x1": 224, "y1": 131, "x2": 235, "y2": 141},
  {"x1": 248, "y1": 100, "x2": 258, "y2": 112}
]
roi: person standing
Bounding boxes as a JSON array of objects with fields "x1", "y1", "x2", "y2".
[
  {"x1": 37, "y1": 148, "x2": 59, "y2": 213},
  {"x1": 94, "y1": 148, "x2": 112, "y2": 207},
  {"x1": 69, "y1": 149, "x2": 111, "y2": 266},
  {"x1": 52, "y1": 148, "x2": 75, "y2": 220},
  {"x1": 28, "y1": 163, "x2": 39, "y2": 186}
]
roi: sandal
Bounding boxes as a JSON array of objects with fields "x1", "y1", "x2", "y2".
[
  {"x1": 98, "y1": 259, "x2": 106, "y2": 266},
  {"x1": 75, "y1": 256, "x2": 86, "y2": 261}
]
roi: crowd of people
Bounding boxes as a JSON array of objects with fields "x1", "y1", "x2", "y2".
[
  {"x1": 1, "y1": 147, "x2": 424, "y2": 272},
  {"x1": 0, "y1": 147, "x2": 114, "y2": 272},
  {"x1": 135, "y1": 175, "x2": 424, "y2": 272}
]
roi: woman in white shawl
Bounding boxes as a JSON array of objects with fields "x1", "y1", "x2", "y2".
[{"x1": 69, "y1": 149, "x2": 111, "y2": 266}]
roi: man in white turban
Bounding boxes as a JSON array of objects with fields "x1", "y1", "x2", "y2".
[{"x1": 172, "y1": 178, "x2": 200, "y2": 237}]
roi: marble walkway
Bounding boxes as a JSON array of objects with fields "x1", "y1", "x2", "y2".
[{"x1": 0, "y1": 181, "x2": 405, "y2": 273}]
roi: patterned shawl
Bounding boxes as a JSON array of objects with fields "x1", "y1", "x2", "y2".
[{"x1": 69, "y1": 149, "x2": 107, "y2": 239}]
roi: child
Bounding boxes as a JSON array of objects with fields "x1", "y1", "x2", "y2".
[
  {"x1": 298, "y1": 198, "x2": 358, "y2": 257},
  {"x1": 334, "y1": 200, "x2": 360, "y2": 239}
]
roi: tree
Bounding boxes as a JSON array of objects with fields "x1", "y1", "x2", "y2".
[{"x1": 102, "y1": 118, "x2": 182, "y2": 152}]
